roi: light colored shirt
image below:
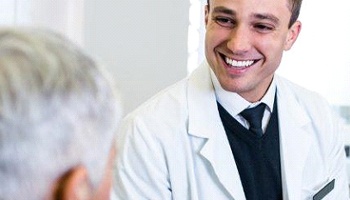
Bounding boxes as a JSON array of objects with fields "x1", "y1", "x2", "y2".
[{"x1": 210, "y1": 69, "x2": 276, "y2": 133}]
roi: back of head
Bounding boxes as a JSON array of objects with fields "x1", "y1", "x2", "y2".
[{"x1": 0, "y1": 28, "x2": 122, "y2": 200}]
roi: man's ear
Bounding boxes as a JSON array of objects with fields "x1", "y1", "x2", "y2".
[
  {"x1": 54, "y1": 166, "x2": 93, "y2": 200},
  {"x1": 204, "y1": 5, "x2": 210, "y2": 26},
  {"x1": 284, "y1": 20, "x2": 302, "y2": 51}
]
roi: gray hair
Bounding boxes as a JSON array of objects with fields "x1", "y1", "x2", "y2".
[{"x1": 0, "y1": 28, "x2": 122, "y2": 200}]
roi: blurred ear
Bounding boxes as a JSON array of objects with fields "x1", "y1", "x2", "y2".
[
  {"x1": 54, "y1": 166, "x2": 93, "y2": 200},
  {"x1": 284, "y1": 20, "x2": 302, "y2": 50},
  {"x1": 204, "y1": 5, "x2": 210, "y2": 26}
]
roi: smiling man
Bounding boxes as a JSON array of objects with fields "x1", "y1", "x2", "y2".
[
  {"x1": 114, "y1": 0, "x2": 349, "y2": 199},
  {"x1": 204, "y1": 0, "x2": 300, "y2": 102}
]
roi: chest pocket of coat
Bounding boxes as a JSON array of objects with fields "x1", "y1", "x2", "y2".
[{"x1": 303, "y1": 178, "x2": 335, "y2": 200}]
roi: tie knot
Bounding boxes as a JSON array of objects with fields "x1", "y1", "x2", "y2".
[{"x1": 240, "y1": 103, "x2": 266, "y2": 137}]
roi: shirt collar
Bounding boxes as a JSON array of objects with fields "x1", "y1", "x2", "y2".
[{"x1": 210, "y1": 68, "x2": 276, "y2": 117}]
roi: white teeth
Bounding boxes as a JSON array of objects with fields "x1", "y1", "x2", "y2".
[{"x1": 225, "y1": 57, "x2": 254, "y2": 68}]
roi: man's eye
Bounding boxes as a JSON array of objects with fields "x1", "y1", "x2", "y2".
[
  {"x1": 254, "y1": 24, "x2": 274, "y2": 32},
  {"x1": 214, "y1": 17, "x2": 235, "y2": 28}
]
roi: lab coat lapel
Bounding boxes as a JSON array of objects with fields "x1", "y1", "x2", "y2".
[
  {"x1": 188, "y1": 63, "x2": 246, "y2": 200},
  {"x1": 276, "y1": 77, "x2": 312, "y2": 200}
]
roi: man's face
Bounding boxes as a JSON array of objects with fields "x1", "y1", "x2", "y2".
[{"x1": 205, "y1": 0, "x2": 301, "y2": 102}]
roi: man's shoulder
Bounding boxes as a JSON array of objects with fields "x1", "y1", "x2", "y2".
[
  {"x1": 126, "y1": 63, "x2": 211, "y2": 123},
  {"x1": 276, "y1": 76, "x2": 326, "y2": 101},
  {"x1": 276, "y1": 75, "x2": 331, "y2": 114},
  {"x1": 125, "y1": 78, "x2": 190, "y2": 123},
  {"x1": 117, "y1": 78, "x2": 192, "y2": 144}
]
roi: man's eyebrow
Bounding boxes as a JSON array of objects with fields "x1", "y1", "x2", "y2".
[
  {"x1": 212, "y1": 6, "x2": 236, "y2": 16},
  {"x1": 253, "y1": 13, "x2": 280, "y2": 25}
]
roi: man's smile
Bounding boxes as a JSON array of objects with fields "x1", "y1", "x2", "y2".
[{"x1": 221, "y1": 54, "x2": 260, "y2": 69}]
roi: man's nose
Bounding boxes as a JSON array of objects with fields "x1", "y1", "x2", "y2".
[{"x1": 227, "y1": 25, "x2": 251, "y2": 54}]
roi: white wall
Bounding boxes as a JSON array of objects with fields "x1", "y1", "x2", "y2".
[
  {"x1": 0, "y1": 0, "x2": 16, "y2": 25},
  {"x1": 0, "y1": 0, "x2": 84, "y2": 45},
  {"x1": 278, "y1": 0, "x2": 350, "y2": 106},
  {"x1": 84, "y1": 0, "x2": 189, "y2": 114},
  {"x1": 29, "y1": 0, "x2": 84, "y2": 45}
]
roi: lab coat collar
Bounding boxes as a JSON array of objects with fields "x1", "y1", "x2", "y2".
[
  {"x1": 188, "y1": 62, "x2": 246, "y2": 200},
  {"x1": 187, "y1": 61, "x2": 219, "y2": 139},
  {"x1": 275, "y1": 76, "x2": 312, "y2": 199}
]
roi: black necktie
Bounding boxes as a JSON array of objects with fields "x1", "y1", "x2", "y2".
[{"x1": 240, "y1": 103, "x2": 266, "y2": 137}]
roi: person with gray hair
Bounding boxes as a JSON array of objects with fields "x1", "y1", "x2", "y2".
[{"x1": 0, "y1": 28, "x2": 122, "y2": 200}]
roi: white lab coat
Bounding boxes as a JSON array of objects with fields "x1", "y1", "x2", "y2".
[{"x1": 114, "y1": 62, "x2": 349, "y2": 200}]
